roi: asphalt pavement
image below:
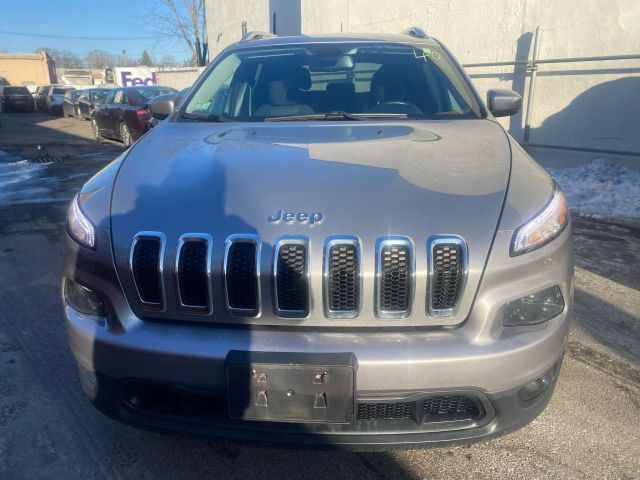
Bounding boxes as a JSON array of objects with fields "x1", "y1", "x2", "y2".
[{"x1": 0, "y1": 112, "x2": 638, "y2": 479}]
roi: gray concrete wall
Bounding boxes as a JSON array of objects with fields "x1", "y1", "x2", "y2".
[{"x1": 206, "y1": 0, "x2": 640, "y2": 154}]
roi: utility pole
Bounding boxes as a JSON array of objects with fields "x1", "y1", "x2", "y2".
[{"x1": 122, "y1": 49, "x2": 127, "y2": 67}]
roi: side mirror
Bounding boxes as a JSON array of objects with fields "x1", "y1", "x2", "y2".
[
  {"x1": 487, "y1": 89, "x2": 522, "y2": 117},
  {"x1": 148, "y1": 94, "x2": 177, "y2": 121}
]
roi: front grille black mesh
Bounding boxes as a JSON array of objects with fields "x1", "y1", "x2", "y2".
[
  {"x1": 380, "y1": 245, "x2": 411, "y2": 312},
  {"x1": 178, "y1": 241, "x2": 209, "y2": 308},
  {"x1": 276, "y1": 244, "x2": 308, "y2": 314},
  {"x1": 357, "y1": 402, "x2": 413, "y2": 420},
  {"x1": 357, "y1": 395, "x2": 481, "y2": 423},
  {"x1": 422, "y1": 395, "x2": 480, "y2": 422},
  {"x1": 226, "y1": 242, "x2": 258, "y2": 311},
  {"x1": 132, "y1": 239, "x2": 162, "y2": 305},
  {"x1": 431, "y1": 243, "x2": 463, "y2": 311},
  {"x1": 327, "y1": 244, "x2": 358, "y2": 312}
]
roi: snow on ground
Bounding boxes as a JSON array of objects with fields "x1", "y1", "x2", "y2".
[
  {"x1": 0, "y1": 149, "x2": 56, "y2": 205},
  {"x1": 546, "y1": 158, "x2": 640, "y2": 222}
]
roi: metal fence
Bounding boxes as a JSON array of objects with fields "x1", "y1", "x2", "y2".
[{"x1": 462, "y1": 26, "x2": 640, "y2": 157}]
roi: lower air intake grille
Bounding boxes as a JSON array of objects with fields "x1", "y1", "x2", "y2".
[
  {"x1": 357, "y1": 402, "x2": 413, "y2": 420},
  {"x1": 431, "y1": 242, "x2": 464, "y2": 312},
  {"x1": 327, "y1": 243, "x2": 359, "y2": 315},
  {"x1": 379, "y1": 243, "x2": 411, "y2": 315},
  {"x1": 225, "y1": 241, "x2": 258, "y2": 312},
  {"x1": 422, "y1": 395, "x2": 480, "y2": 422},
  {"x1": 131, "y1": 237, "x2": 163, "y2": 306},
  {"x1": 275, "y1": 242, "x2": 308, "y2": 316},
  {"x1": 357, "y1": 395, "x2": 482, "y2": 424},
  {"x1": 177, "y1": 240, "x2": 209, "y2": 310}
]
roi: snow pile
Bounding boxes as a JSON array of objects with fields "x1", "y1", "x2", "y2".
[
  {"x1": 546, "y1": 158, "x2": 640, "y2": 221},
  {"x1": 0, "y1": 150, "x2": 49, "y2": 204}
]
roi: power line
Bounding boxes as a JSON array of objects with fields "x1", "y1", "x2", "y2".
[{"x1": 0, "y1": 29, "x2": 156, "y2": 41}]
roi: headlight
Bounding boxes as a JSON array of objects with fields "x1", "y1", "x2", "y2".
[
  {"x1": 511, "y1": 184, "x2": 568, "y2": 256},
  {"x1": 66, "y1": 193, "x2": 95, "y2": 249}
]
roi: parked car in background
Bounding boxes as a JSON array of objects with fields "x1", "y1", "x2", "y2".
[
  {"x1": 62, "y1": 89, "x2": 83, "y2": 118},
  {"x1": 1, "y1": 86, "x2": 35, "y2": 112},
  {"x1": 46, "y1": 85, "x2": 75, "y2": 115},
  {"x1": 33, "y1": 85, "x2": 51, "y2": 112},
  {"x1": 77, "y1": 88, "x2": 113, "y2": 120},
  {"x1": 91, "y1": 85, "x2": 177, "y2": 146}
]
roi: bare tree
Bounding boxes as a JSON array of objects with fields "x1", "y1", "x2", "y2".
[
  {"x1": 38, "y1": 48, "x2": 84, "y2": 69},
  {"x1": 86, "y1": 49, "x2": 115, "y2": 69},
  {"x1": 148, "y1": 0, "x2": 208, "y2": 66}
]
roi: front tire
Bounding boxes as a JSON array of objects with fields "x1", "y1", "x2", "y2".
[
  {"x1": 120, "y1": 122, "x2": 132, "y2": 148},
  {"x1": 91, "y1": 118, "x2": 102, "y2": 141}
]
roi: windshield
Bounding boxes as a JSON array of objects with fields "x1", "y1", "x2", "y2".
[
  {"x1": 134, "y1": 88, "x2": 177, "y2": 100},
  {"x1": 184, "y1": 42, "x2": 481, "y2": 121},
  {"x1": 90, "y1": 89, "x2": 112, "y2": 104},
  {"x1": 4, "y1": 87, "x2": 30, "y2": 95},
  {"x1": 53, "y1": 88, "x2": 73, "y2": 95}
]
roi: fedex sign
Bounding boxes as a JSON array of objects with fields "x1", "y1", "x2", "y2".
[{"x1": 115, "y1": 68, "x2": 158, "y2": 87}]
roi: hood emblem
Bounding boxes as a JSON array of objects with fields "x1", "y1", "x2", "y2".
[{"x1": 267, "y1": 209, "x2": 324, "y2": 226}]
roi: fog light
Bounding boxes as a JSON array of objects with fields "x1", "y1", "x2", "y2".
[
  {"x1": 503, "y1": 285, "x2": 564, "y2": 327},
  {"x1": 64, "y1": 278, "x2": 107, "y2": 317},
  {"x1": 519, "y1": 366, "x2": 556, "y2": 401}
]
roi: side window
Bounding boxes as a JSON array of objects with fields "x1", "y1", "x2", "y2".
[{"x1": 113, "y1": 91, "x2": 126, "y2": 104}]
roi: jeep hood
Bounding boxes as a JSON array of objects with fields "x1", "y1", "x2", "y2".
[{"x1": 110, "y1": 119, "x2": 511, "y2": 326}]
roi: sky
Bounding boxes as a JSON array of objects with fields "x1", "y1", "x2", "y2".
[{"x1": 0, "y1": 0, "x2": 192, "y2": 62}]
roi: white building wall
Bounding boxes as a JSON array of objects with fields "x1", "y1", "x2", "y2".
[
  {"x1": 206, "y1": 0, "x2": 640, "y2": 152},
  {"x1": 205, "y1": 0, "x2": 270, "y2": 58}
]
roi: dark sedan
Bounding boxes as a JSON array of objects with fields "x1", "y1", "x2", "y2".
[
  {"x1": 2, "y1": 86, "x2": 35, "y2": 112},
  {"x1": 91, "y1": 86, "x2": 177, "y2": 147},
  {"x1": 77, "y1": 88, "x2": 113, "y2": 120},
  {"x1": 62, "y1": 89, "x2": 82, "y2": 118}
]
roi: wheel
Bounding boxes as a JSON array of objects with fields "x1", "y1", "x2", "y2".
[
  {"x1": 120, "y1": 122, "x2": 132, "y2": 147},
  {"x1": 91, "y1": 117, "x2": 102, "y2": 141}
]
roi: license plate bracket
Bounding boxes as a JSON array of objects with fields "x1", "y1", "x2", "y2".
[{"x1": 226, "y1": 351, "x2": 357, "y2": 424}]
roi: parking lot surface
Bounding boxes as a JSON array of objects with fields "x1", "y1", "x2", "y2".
[{"x1": 0, "y1": 113, "x2": 638, "y2": 479}]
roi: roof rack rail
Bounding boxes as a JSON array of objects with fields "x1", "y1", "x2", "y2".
[
  {"x1": 240, "y1": 31, "x2": 277, "y2": 43},
  {"x1": 402, "y1": 26, "x2": 429, "y2": 39}
]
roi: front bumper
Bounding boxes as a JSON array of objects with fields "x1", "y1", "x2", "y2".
[{"x1": 65, "y1": 297, "x2": 570, "y2": 448}]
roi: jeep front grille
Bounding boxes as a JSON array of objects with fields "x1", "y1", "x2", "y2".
[
  {"x1": 126, "y1": 233, "x2": 468, "y2": 322},
  {"x1": 224, "y1": 235, "x2": 260, "y2": 316},
  {"x1": 130, "y1": 232, "x2": 166, "y2": 310},
  {"x1": 324, "y1": 238, "x2": 360, "y2": 318},
  {"x1": 376, "y1": 238, "x2": 414, "y2": 318},
  {"x1": 274, "y1": 238, "x2": 309, "y2": 317},
  {"x1": 428, "y1": 237, "x2": 467, "y2": 316},
  {"x1": 176, "y1": 234, "x2": 212, "y2": 313}
]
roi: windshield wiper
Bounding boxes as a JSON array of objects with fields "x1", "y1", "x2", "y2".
[
  {"x1": 264, "y1": 111, "x2": 408, "y2": 122},
  {"x1": 180, "y1": 112, "x2": 232, "y2": 122}
]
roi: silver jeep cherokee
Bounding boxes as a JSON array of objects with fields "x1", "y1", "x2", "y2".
[{"x1": 62, "y1": 30, "x2": 573, "y2": 449}]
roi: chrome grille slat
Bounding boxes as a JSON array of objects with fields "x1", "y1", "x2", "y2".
[
  {"x1": 129, "y1": 232, "x2": 166, "y2": 311},
  {"x1": 223, "y1": 235, "x2": 261, "y2": 317},
  {"x1": 324, "y1": 237, "x2": 361, "y2": 319},
  {"x1": 375, "y1": 237, "x2": 414, "y2": 319},
  {"x1": 427, "y1": 236, "x2": 467, "y2": 317},
  {"x1": 176, "y1": 234, "x2": 213, "y2": 314},
  {"x1": 273, "y1": 237, "x2": 310, "y2": 318}
]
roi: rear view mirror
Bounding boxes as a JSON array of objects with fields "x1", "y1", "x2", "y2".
[
  {"x1": 487, "y1": 89, "x2": 522, "y2": 117},
  {"x1": 148, "y1": 94, "x2": 177, "y2": 121}
]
